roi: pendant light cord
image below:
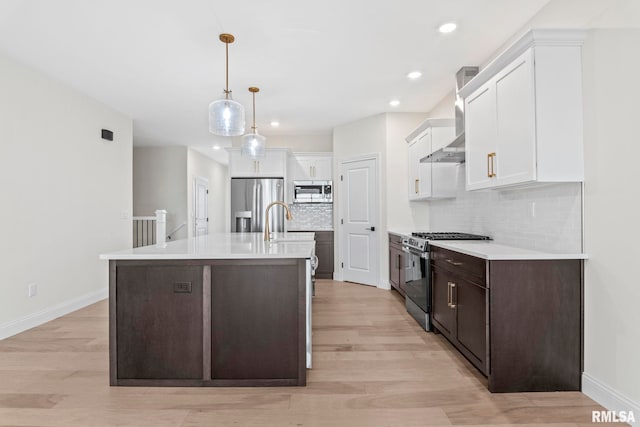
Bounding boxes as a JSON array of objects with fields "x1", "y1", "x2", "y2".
[
  {"x1": 252, "y1": 91, "x2": 256, "y2": 132},
  {"x1": 225, "y1": 41, "x2": 229, "y2": 99}
]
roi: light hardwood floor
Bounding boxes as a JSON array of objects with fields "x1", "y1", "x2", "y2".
[{"x1": 0, "y1": 280, "x2": 612, "y2": 426}]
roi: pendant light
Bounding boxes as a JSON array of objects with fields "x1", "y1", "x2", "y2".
[
  {"x1": 209, "y1": 33, "x2": 245, "y2": 136},
  {"x1": 241, "y1": 86, "x2": 266, "y2": 158}
]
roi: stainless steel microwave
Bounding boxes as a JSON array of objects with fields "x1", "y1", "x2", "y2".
[{"x1": 293, "y1": 181, "x2": 332, "y2": 203}]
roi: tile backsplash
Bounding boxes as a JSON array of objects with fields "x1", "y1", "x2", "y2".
[
  {"x1": 429, "y1": 165, "x2": 583, "y2": 253},
  {"x1": 288, "y1": 203, "x2": 333, "y2": 231}
]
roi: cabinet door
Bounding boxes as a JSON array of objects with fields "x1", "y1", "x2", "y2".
[
  {"x1": 312, "y1": 156, "x2": 333, "y2": 180},
  {"x1": 290, "y1": 157, "x2": 313, "y2": 181},
  {"x1": 407, "y1": 140, "x2": 421, "y2": 199},
  {"x1": 465, "y1": 83, "x2": 497, "y2": 190},
  {"x1": 257, "y1": 151, "x2": 285, "y2": 177},
  {"x1": 431, "y1": 266, "x2": 454, "y2": 338},
  {"x1": 229, "y1": 150, "x2": 258, "y2": 177},
  {"x1": 116, "y1": 265, "x2": 203, "y2": 380},
  {"x1": 454, "y1": 278, "x2": 487, "y2": 373},
  {"x1": 495, "y1": 49, "x2": 536, "y2": 187}
]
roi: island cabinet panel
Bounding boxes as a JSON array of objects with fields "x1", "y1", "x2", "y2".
[
  {"x1": 210, "y1": 261, "x2": 301, "y2": 383},
  {"x1": 109, "y1": 258, "x2": 308, "y2": 387},
  {"x1": 115, "y1": 264, "x2": 204, "y2": 380}
]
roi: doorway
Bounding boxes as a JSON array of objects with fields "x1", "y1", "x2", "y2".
[
  {"x1": 193, "y1": 176, "x2": 209, "y2": 237},
  {"x1": 339, "y1": 156, "x2": 379, "y2": 286}
]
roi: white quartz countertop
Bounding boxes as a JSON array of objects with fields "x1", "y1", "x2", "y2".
[
  {"x1": 429, "y1": 241, "x2": 588, "y2": 260},
  {"x1": 100, "y1": 232, "x2": 316, "y2": 261}
]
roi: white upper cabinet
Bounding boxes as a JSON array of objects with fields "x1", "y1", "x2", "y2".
[
  {"x1": 460, "y1": 30, "x2": 586, "y2": 191},
  {"x1": 228, "y1": 148, "x2": 288, "y2": 177},
  {"x1": 406, "y1": 118, "x2": 457, "y2": 201},
  {"x1": 289, "y1": 153, "x2": 333, "y2": 181}
]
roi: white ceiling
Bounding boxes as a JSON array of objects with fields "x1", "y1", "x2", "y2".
[{"x1": 0, "y1": 0, "x2": 553, "y2": 154}]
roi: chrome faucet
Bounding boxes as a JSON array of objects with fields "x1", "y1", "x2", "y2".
[{"x1": 264, "y1": 201, "x2": 293, "y2": 241}]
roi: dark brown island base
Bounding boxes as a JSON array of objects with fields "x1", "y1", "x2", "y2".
[{"x1": 101, "y1": 232, "x2": 315, "y2": 387}]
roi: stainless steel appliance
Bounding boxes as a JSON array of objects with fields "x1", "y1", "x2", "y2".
[
  {"x1": 230, "y1": 178, "x2": 285, "y2": 232},
  {"x1": 293, "y1": 180, "x2": 332, "y2": 203},
  {"x1": 402, "y1": 232, "x2": 491, "y2": 331}
]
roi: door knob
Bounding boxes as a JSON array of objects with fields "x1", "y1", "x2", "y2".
[{"x1": 366, "y1": 226, "x2": 376, "y2": 231}]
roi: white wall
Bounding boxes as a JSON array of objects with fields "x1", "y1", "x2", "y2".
[
  {"x1": 232, "y1": 134, "x2": 333, "y2": 152},
  {"x1": 187, "y1": 148, "x2": 228, "y2": 235},
  {"x1": 332, "y1": 113, "x2": 432, "y2": 287},
  {"x1": 385, "y1": 113, "x2": 430, "y2": 233},
  {"x1": 133, "y1": 146, "x2": 188, "y2": 240},
  {"x1": 333, "y1": 114, "x2": 386, "y2": 285},
  {"x1": 0, "y1": 52, "x2": 132, "y2": 338},
  {"x1": 581, "y1": 28, "x2": 640, "y2": 414}
]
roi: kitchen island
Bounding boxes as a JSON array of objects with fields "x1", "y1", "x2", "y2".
[{"x1": 99, "y1": 232, "x2": 315, "y2": 387}]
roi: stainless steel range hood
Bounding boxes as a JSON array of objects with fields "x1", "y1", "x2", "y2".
[{"x1": 425, "y1": 66, "x2": 479, "y2": 163}]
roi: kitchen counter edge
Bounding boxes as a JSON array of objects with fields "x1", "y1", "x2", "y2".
[{"x1": 429, "y1": 241, "x2": 588, "y2": 261}]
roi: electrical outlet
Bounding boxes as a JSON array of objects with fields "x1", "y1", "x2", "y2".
[{"x1": 28, "y1": 283, "x2": 37, "y2": 298}]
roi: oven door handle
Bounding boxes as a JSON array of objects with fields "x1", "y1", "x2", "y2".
[{"x1": 402, "y1": 247, "x2": 429, "y2": 259}]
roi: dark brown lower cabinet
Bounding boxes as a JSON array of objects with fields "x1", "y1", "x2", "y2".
[
  {"x1": 314, "y1": 231, "x2": 334, "y2": 279},
  {"x1": 431, "y1": 246, "x2": 582, "y2": 393},
  {"x1": 431, "y1": 263, "x2": 487, "y2": 374},
  {"x1": 388, "y1": 233, "x2": 406, "y2": 296},
  {"x1": 110, "y1": 259, "x2": 307, "y2": 387}
]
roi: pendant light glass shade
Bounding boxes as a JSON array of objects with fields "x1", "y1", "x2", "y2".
[
  {"x1": 209, "y1": 33, "x2": 245, "y2": 136},
  {"x1": 241, "y1": 132, "x2": 266, "y2": 158},
  {"x1": 241, "y1": 86, "x2": 266, "y2": 158},
  {"x1": 209, "y1": 95, "x2": 245, "y2": 136}
]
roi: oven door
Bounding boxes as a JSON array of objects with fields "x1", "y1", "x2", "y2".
[{"x1": 401, "y1": 246, "x2": 431, "y2": 331}]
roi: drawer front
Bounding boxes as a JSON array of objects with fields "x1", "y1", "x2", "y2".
[
  {"x1": 389, "y1": 233, "x2": 403, "y2": 245},
  {"x1": 431, "y1": 247, "x2": 486, "y2": 286}
]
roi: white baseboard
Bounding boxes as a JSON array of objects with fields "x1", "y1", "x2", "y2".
[
  {"x1": 377, "y1": 278, "x2": 391, "y2": 290},
  {"x1": 0, "y1": 288, "x2": 108, "y2": 340},
  {"x1": 583, "y1": 372, "x2": 640, "y2": 426}
]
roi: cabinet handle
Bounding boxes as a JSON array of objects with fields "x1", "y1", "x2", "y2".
[
  {"x1": 447, "y1": 282, "x2": 452, "y2": 307},
  {"x1": 450, "y1": 282, "x2": 457, "y2": 309},
  {"x1": 415, "y1": 179, "x2": 419, "y2": 194},
  {"x1": 487, "y1": 152, "x2": 496, "y2": 178},
  {"x1": 257, "y1": 160, "x2": 260, "y2": 174},
  {"x1": 445, "y1": 258, "x2": 463, "y2": 266},
  {"x1": 486, "y1": 153, "x2": 491, "y2": 177}
]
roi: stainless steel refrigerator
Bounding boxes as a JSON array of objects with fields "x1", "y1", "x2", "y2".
[{"x1": 230, "y1": 178, "x2": 285, "y2": 233}]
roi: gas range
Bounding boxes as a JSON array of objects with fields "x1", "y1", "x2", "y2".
[{"x1": 402, "y1": 232, "x2": 491, "y2": 252}]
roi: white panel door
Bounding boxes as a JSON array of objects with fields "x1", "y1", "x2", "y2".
[
  {"x1": 194, "y1": 176, "x2": 208, "y2": 237},
  {"x1": 341, "y1": 157, "x2": 378, "y2": 286}
]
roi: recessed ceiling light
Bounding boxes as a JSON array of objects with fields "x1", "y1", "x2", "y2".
[
  {"x1": 212, "y1": 145, "x2": 221, "y2": 150},
  {"x1": 270, "y1": 121, "x2": 280, "y2": 127},
  {"x1": 407, "y1": 71, "x2": 422, "y2": 80},
  {"x1": 389, "y1": 99, "x2": 400, "y2": 107},
  {"x1": 438, "y1": 22, "x2": 457, "y2": 34}
]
